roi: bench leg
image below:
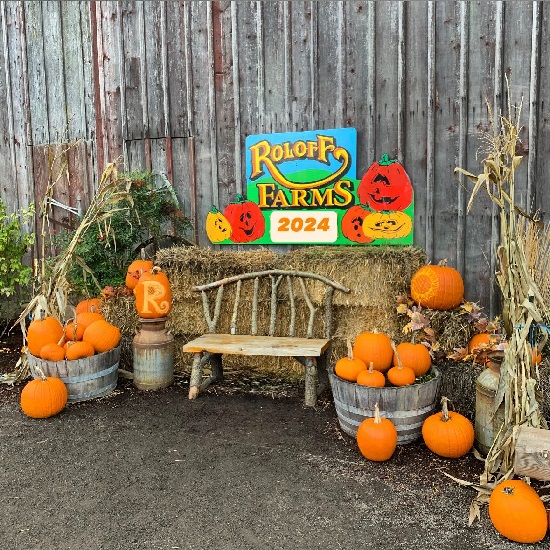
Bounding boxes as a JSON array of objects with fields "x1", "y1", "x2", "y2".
[
  {"x1": 304, "y1": 357, "x2": 318, "y2": 407},
  {"x1": 317, "y1": 349, "x2": 330, "y2": 397},
  {"x1": 189, "y1": 352, "x2": 204, "y2": 399},
  {"x1": 200, "y1": 353, "x2": 223, "y2": 391}
]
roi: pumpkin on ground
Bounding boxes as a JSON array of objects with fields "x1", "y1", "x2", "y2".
[
  {"x1": 410, "y1": 261, "x2": 464, "y2": 310},
  {"x1": 352, "y1": 331, "x2": 394, "y2": 373},
  {"x1": 334, "y1": 339, "x2": 367, "y2": 382},
  {"x1": 20, "y1": 375, "x2": 68, "y2": 419},
  {"x1": 206, "y1": 205, "x2": 232, "y2": 243},
  {"x1": 39, "y1": 343, "x2": 66, "y2": 362},
  {"x1": 223, "y1": 194, "x2": 265, "y2": 243},
  {"x1": 27, "y1": 315, "x2": 65, "y2": 357},
  {"x1": 393, "y1": 342, "x2": 431, "y2": 377},
  {"x1": 65, "y1": 341, "x2": 95, "y2": 361},
  {"x1": 340, "y1": 205, "x2": 374, "y2": 244},
  {"x1": 357, "y1": 154, "x2": 413, "y2": 212},
  {"x1": 125, "y1": 259, "x2": 154, "y2": 290},
  {"x1": 75, "y1": 298, "x2": 101, "y2": 315},
  {"x1": 356, "y1": 362, "x2": 385, "y2": 387},
  {"x1": 361, "y1": 211, "x2": 413, "y2": 240},
  {"x1": 488, "y1": 479, "x2": 547, "y2": 544},
  {"x1": 134, "y1": 266, "x2": 172, "y2": 319},
  {"x1": 421, "y1": 396, "x2": 474, "y2": 458},
  {"x1": 83, "y1": 320, "x2": 121, "y2": 354},
  {"x1": 356, "y1": 403, "x2": 397, "y2": 461}
]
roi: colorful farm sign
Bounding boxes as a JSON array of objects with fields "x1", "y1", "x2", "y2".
[{"x1": 206, "y1": 128, "x2": 414, "y2": 245}]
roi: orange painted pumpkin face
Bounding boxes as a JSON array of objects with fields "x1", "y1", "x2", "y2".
[
  {"x1": 357, "y1": 154, "x2": 413, "y2": 211},
  {"x1": 341, "y1": 205, "x2": 374, "y2": 243},
  {"x1": 223, "y1": 194, "x2": 265, "y2": 243},
  {"x1": 362, "y1": 211, "x2": 412, "y2": 239}
]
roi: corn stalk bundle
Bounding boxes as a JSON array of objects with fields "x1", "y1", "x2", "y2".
[{"x1": 454, "y1": 86, "x2": 548, "y2": 522}]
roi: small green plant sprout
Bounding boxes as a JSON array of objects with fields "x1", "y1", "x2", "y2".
[{"x1": 0, "y1": 199, "x2": 35, "y2": 297}]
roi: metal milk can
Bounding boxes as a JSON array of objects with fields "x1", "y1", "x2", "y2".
[
  {"x1": 133, "y1": 317, "x2": 174, "y2": 390},
  {"x1": 474, "y1": 352, "x2": 506, "y2": 456}
]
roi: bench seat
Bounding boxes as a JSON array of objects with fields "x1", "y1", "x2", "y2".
[{"x1": 182, "y1": 334, "x2": 331, "y2": 357}]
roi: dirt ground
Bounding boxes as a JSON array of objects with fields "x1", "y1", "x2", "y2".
[{"x1": 0, "y1": 327, "x2": 547, "y2": 550}]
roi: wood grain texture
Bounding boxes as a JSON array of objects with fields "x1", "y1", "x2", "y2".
[
  {"x1": 182, "y1": 333, "x2": 330, "y2": 357},
  {"x1": 513, "y1": 425, "x2": 550, "y2": 481}
]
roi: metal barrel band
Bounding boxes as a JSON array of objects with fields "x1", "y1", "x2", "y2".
[
  {"x1": 68, "y1": 381, "x2": 118, "y2": 401},
  {"x1": 61, "y1": 362, "x2": 119, "y2": 384}
]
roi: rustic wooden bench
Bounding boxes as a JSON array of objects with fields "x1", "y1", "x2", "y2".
[{"x1": 182, "y1": 269, "x2": 350, "y2": 407}]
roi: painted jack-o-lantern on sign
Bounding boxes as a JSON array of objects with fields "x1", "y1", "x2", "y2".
[{"x1": 206, "y1": 128, "x2": 414, "y2": 245}]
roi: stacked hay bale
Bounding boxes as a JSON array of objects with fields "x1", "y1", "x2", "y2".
[{"x1": 102, "y1": 245, "x2": 427, "y2": 378}]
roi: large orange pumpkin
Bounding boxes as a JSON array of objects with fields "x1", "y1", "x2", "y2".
[
  {"x1": 356, "y1": 403, "x2": 397, "y2": 461},
  {"x1": 20, "y1": 375, "x2": 68, "y2": 419},
  {"x1": 488, "y1": 479, "x2": 547, "y2": 543},
  {"x1": 125, "y1": 259, "x2": 154, "y2": 290},
  {"x1": 352, "y1": 332, "x2": 394, "y2": 373},
  {"x1": 393, "y1": 342, "x2": 432, "y2": 377},
  {"x1": 133, "y1": 266, "x2": 172, "y2": 319},
  {"x1": 410, "y1": 262, "x2": 464, "y2": 310},
  {"x1": 27, "y1": 316, "x2": 65, "y2": 357},
  {"x1": 83, "y1": 320, "x2": 121, "y2": 354},
  {"x1": 421, "y1": 397, "x2": 474, "y2": 458}
]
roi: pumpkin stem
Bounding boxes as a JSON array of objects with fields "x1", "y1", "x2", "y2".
[
  {"x1": 437, "y1": 258, "x2": 448, "y2": 267},
  {"x1": 373, "y1": 402, "x2": 382, "y2": 424},
  {"x1": 390, "y1": 340, "x2": 402, "y2": 369},
  {"x1": 503, "y1": 486, "x2": 515, "y2": 495},
  {"x1": 235, "y1": 193, "x2": 246, "y2": 203},
  {"x1": 346, "y1": 338, "x2": 354, "y2": 361},
  {"x1": 151, "y1": 266, "x2": 162, "y2": 275},
  {"x1": 378, "y1": 153, "x2": 397, "y2": 166},
  {"x1": 369, "y1": 361, "x2": 375, "y2": 374},
  {"x1": 440, "y1": 396, "x2": 451, "y2": 422},
  {"x1": 140, "y1": 247, "x2": 146, "y2": 260},
  {"x1": 211, "y1": 205, "x2": 220, "y2": 213}
]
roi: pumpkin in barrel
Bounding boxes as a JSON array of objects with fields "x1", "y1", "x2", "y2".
[
  {"x1": 27, "y1": 315, "x2": 65, "y2": 357},
  {"x1": 83, "y1": 320, "x2": 121, "y2": 354}
]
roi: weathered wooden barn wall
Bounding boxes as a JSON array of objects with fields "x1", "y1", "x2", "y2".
[{"x1": 1, "y1": 1, "x2": 549, "y2": 316}]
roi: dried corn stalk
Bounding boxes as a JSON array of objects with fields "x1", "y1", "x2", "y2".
[
  {"x1": 455, "y1": 84, "x2": 548, "y2": 521},
  {"x1": 1, "y1": 157, "x2": 132, "y2": 385}
]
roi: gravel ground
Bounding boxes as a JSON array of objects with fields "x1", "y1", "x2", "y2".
[{"x1": 0, "y1": 331, "x2": 548, "y2": 550}]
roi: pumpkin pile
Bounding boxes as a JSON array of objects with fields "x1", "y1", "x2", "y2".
[
  {"x1": 27, "y1": 301, "x2": 121, "y2": 362},
  {"x1": 334, "y1": 331, "x2": 432, "y2": 389}
]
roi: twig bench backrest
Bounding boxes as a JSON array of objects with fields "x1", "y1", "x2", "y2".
[
  {"x1": 183, "y1": 270, "x2": 350, "y2": 406},
  {"x1": 192, "y1": 269, "x2": 350, "y2": 339}
]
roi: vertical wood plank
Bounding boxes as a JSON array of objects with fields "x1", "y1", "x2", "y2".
[{"x1": 425, "y1": 1, "x2": 435, "y2": 262}]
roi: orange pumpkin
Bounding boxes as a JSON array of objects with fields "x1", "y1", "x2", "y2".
[
  {"x1": 489, "y1": 479, "x2": 547, "y2": 544},
  {"x1": 65, "y1": 341, "x2": 95, "y2": 360},
  {"x1": 468, "y1": 333, "x2": 491, "y2": 363},
  {"x1": 356, "y1": 403, "x2": 397, "y2": 461},
  {"x1": 387, "y1": 362, "x2": 416, "y2": 387},
  {"x1": 125, "y1": 259, "x2": 154, "y2": 290},
  {"x1": 357, "y1": 362, "x2": 386, "y2": 387},
  {"x1": 352, "y1": 331, "x2": 394, "y2": 373},
  {"x1": 76, "y1": 311, "x2": 104, "y2": 331},
  {"x1": 421, "y1": 397, "x2": 474, "y2": 458},
  {"x1": 27, "y1": 316, "x2": 65, "y2": 357},
  {"x1": 334, "y1": 339, "x2": 367, "y2": 382},
  {"x1": 133, "y1": 266, "x2": 172, "y2": 319},
  {"x1": 75, "y1": 298, "x2": 101, "y2": 315},
  {"x1": 20, "y1": 375, "x2": 68, "y2": 419},
  {"x1": 64, "y1": 320, "x2": 85, "y2": 341},
  {"x1": 83, "y1": 320, "x2": 121, "y2": 354},
  {"x1": 410, "y1": 262, "x2": 464, "y2": 310},
  {"x1": 393, "y1": 342, "x2": 431, "y2": 377},
  {"x1": 39, "y1": 343, "x2": 66, "y2": 362}
]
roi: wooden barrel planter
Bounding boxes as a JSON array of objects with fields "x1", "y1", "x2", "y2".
[
  {"x1": 328, "y1": 365, "x2": 442, "y2": 444},
  {"x1": 27, "y1": 346, "x2": 120, "y2": 403}
]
